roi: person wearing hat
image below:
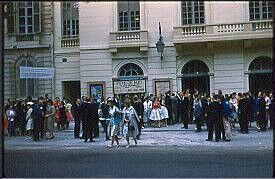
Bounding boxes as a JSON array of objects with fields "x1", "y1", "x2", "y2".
[{"x1": 25, "y1": 102, "x2": 34, "y2": 138}]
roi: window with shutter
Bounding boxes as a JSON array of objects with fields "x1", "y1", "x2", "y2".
[
  {"x1": 16, "y1": 1, "x2": 41, "y2": 41},
  {"x1": 6, "y1": 2, "x2": 16, "y2": 34}
]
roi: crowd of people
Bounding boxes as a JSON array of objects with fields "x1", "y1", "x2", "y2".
[{"x1": 3, "y1": 89, "x2": 275, "y2": 146}]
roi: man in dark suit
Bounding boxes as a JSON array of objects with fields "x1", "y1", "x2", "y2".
[
  {"x1": 80, "y1": 96, "x2": 88, "y2": 139},
  {"x1": 84, "y1": 98, "x2": 99, "y2": 142},
  {"x1": 133, "y1": 95, "x2": 143, "y2": 140},
  {"x1": 72, "y1": 98, "x2": 81, "y2": 138},
  {"x1": 182, "y1": 92, "x2": 190, "y2": 129},
  {"x1": 165, "y1": 91, "x2": 172, "y2": 125},
  {"x1": 206, "y1": 95, "x2": 223, "y2": 142},
  {"x1": 238, "y1": 93, "x2": 249, "y2": 134},
  {"x1": 32, "y1": 99, "x2": 45, "y2": 141},
  {"x1": 171, "y1": 93, "x2": 178, "y2": 124}
]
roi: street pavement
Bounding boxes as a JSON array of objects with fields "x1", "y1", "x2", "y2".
[{"x1": 3, "y1": 121, "x2": 273, "y2": 178}]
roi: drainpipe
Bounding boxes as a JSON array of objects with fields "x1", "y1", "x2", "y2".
[{"x1": 51, "y1": 1, "x2": 55, "y2": 99}]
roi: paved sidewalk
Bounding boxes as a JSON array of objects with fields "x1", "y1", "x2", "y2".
[{"x1": 4, "y1": 121, "x2": 272, "y2": 151}]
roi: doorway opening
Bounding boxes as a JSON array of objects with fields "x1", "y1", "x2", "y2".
[
  {"x1": 248, "y1": 56, "x2": 272, "y2": 97},
  {"x1": 62, "y1": 81, "x2": 81, "y2": 102},
  {"x1": 181, "y1": 60, "x2": 210, "y2": 95}
]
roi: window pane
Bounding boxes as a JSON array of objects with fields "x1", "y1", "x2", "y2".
[
  {"x1": 19, "y1": 27, "x2": 25, "y2": 33},
  {"x1": 27, "y1": 8, "x2": 32, "y2": 16},
  {"x1": 28, "y1": 17, "x2": 32, "y2": 25},
  {"x1": 19, "y1": 17, "x2": 25, "y2": 25},
  {"x1": 28, "y1": 26, "x2": 33, "y2": 33}
]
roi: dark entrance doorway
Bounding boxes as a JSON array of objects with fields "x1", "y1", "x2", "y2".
[
  {"x1": 248, "y1": 56, "x2": 272, "y2": 97},
  {"x1": 182, "y1": 75, "x2": 210, "y2": 95},
  {"x1": 62, "y1": 81, "x2": 81, "y2": 102},
  {"x1": 181, "y1": 60, "x2": 210, "y2": 95}
]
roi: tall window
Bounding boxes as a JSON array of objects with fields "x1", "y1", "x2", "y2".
[
  {"x1": 118, "y1": 63, "x2": 143, "y2": 76},
  {"x1": 182, "y1": 1, "x2": 204, "y2": 25},
  {"x1": 5, "y1": 2, "x2": 41, "y2": 35},
  {"x1": 118, "y1": 1, "x2": 140, "y2": 31},
  {"x1": 18, "y1": 2, "x2": 40, "y2": 34},
  {"x1": 19, "y1": 59, "x2": 35, "y2": 98},
  {"x1": 249, "y1": 1, "x2": 272, "y2": 20},
  {"x1": 62, "y1": 2, "x2": 79, "y2": 38}
]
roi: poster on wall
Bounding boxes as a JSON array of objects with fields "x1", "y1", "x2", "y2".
[
  {"x1": 89, "y1": 83, "x2": 103, "y2": 101},
  {"x1": 155, "y1": 81, "x2": 170, "y2": 98},
  {"x1": 113, "y1": 79, "x2": 146, "y2": 94}
]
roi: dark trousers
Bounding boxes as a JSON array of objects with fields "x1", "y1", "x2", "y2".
[
  {"x1": 258, "y1": 114, "x2": 267, "y2": 131},
  {"x1": 183, "y1": 112, "x2": 189, "y2": 129},
  {"x1": 136, "y1": 120, "x2": 142, "y2": 139},
  {"x1": 39, "y1": 118, "x2": 45, "y2": 138},
  {"x1": 74, "y1": 118, "x2": 81, "y2": 138},
  {"x1": 80, "y1": 118, "x2": 85, "y2": 138},
  {"x1": 93, "y1": 123, "x2": 99, "y2": 138},
  {"x1": 215, "y1": 123, "x2": 221, "y2": 141},
  {"x1": 8, "y1": 121, "x2": 15, "y2": 136},
  {"x1": 207, "y1": 123, "x2": 214, "y2": 140},
  {"x1": 195, "y1": 117, "x2": 201, "y2": 131},
  {"x1": 84, "y1": 123, "x2": 94, "y2": 141},
  {"x1": 242, "y1": 119, "x2": 249, "y2": 133},
  {"x1": 33, "y1": 120, "x2": 40, "y2": 141}
]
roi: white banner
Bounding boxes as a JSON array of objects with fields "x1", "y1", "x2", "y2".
[
  {"x1": 20, "y1": 66, "x2": 55, "y2": 79},
  {"x1": 113, "y1": 79, "x2": 146, "y2": 94}
]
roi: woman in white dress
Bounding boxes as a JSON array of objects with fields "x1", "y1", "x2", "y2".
[
  {"x1": 160, "y1": 104, "x2": 169, "y2": 127},
  {"x1": 25, "y1": 102, "x2": 34, "y2": 137},
  {"x1": 150, "y1": 99, "x2": 161, "y2": 128},
  {"x1": 123, "y1": 99, "x2": 140, "y2": 148}
]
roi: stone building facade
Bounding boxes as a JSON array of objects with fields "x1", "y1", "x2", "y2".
[
  {"x1": 4, "y1": 2, "x2": 54, "y2": 102},
  {"x1": 4, "y1": 1, "x2": 273, "y2": 102}
]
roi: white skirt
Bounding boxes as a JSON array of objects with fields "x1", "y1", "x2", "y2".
[{"x1": 26, "y1": 118, "x2": 33, "y2": 131}]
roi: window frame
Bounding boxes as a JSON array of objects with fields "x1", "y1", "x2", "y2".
[
  {"x1": 61, "y1": 2, "x2": 79, "y2": 39},
  {"x1": 181, "y1": 1, "x2": 205, "y2": 25},
  {"x1": 118, "y1": 1, "x2": 140, "y2": 31},
  {"x1": 249, "y1": 1, "x2": 272, "y2": 21},
  {"x1": 17, "y1": 2, "x2": 41, "y2": 35}
]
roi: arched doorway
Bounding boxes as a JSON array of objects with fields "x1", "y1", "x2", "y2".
[
  {"x1": 181, "y1": 60, "x2": 210, "y2": 95},
  {"x1": 249, "y1": 56, "x2": 272, "y2": 96},
  {"x1": 115, "y1": 63, "x2": 146, "y2": 102}
]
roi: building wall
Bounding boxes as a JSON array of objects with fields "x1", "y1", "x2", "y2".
[
  {"x1": 4, "y1": 2, "x2": 54, "y2": 102},
  {"x1": 53, "y1": 2, "x2": 80, "y2": 98},
  {"x1": 52, "y1": 1, "x2": 272, "y2": 99}
]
